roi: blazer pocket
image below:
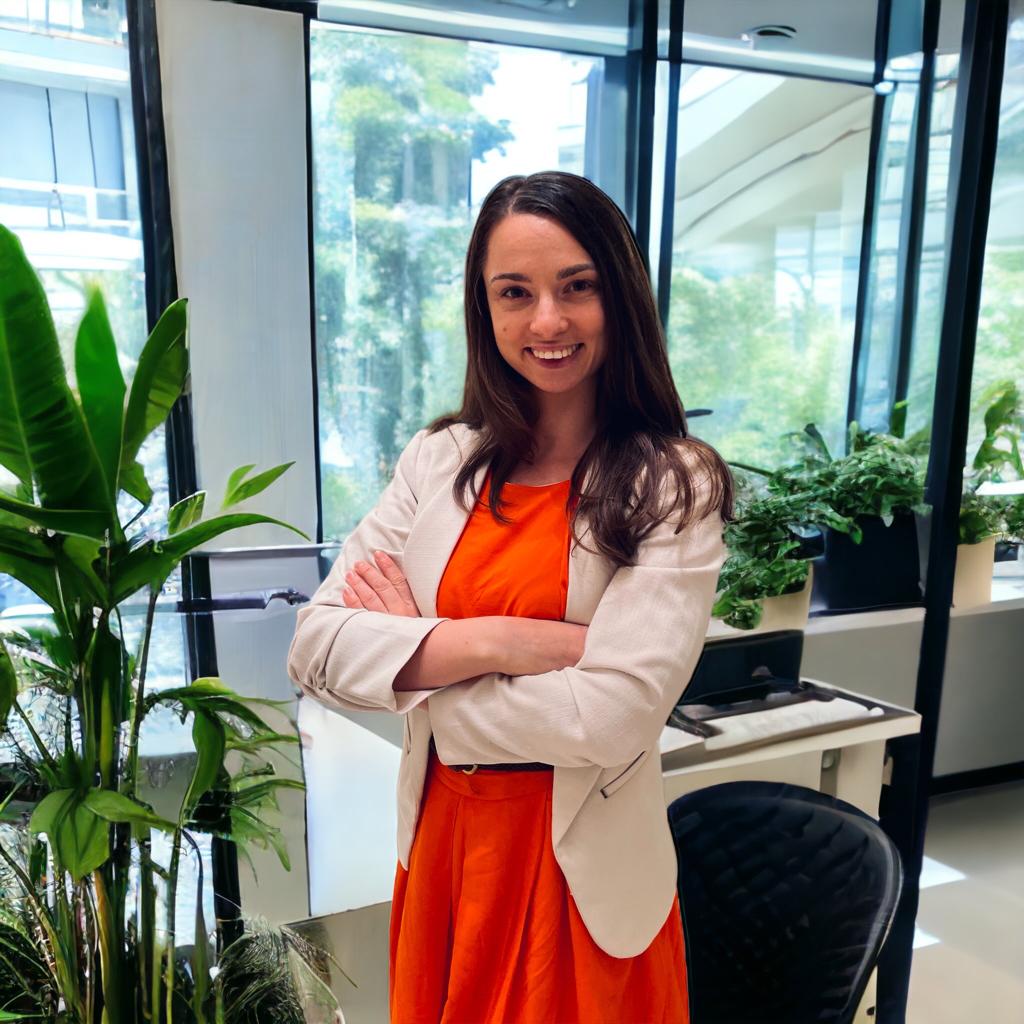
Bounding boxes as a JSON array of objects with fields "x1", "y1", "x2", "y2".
[{"x1": 599, "y1": 748, "x2": 650, "y2": 799}]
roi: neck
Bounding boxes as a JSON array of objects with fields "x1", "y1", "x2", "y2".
[{"x1": 530, "y1": 381, "x2": 598, "y2": 461}]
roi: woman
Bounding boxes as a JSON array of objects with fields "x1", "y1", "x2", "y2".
[{"x1": 287, "y1": 171, "x2": 733, "y2": 1022}]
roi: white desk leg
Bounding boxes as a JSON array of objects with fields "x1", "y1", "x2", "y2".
[
  {"x1": 853, "y1": 967, "x2": 878, "y2": 1022},
  {"x1": 832, "y1": 739, "x2": 887, "y2": 817}
]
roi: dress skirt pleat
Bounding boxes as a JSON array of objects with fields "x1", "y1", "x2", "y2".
[{"x1": 389, "y1": 744, "x2": 690, "y2": 1023}]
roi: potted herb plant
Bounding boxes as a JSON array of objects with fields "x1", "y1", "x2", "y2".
[
  {"x1": 768, "y1": 412, "x2": 930, "y2": 613},
  {"x1": 946, "y1": 382, "x2": 1021, "y2": 606},
  {"x1": 711, "y1": 484, "x2": 854, "y2": 632},
  {"x1": 0, "y1": 224, "x2": 350, "y2": 1021}
]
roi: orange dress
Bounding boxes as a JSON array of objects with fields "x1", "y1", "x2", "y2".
[{"x1": 389, "y1": 469, "x2": 690, "y2": 1023}]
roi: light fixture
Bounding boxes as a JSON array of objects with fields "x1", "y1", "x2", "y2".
[{"x1": 747, "y1": 23, "x2": 798, "y2": 41}]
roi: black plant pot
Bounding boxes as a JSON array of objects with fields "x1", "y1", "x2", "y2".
[
  {"x1": 813, "y1": 511, "x2": 924, "y2": 612},
  {"x1": 995, "y1": 540, "x2": 1020, "y2": 563}
]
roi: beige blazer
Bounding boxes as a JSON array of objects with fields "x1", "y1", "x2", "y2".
[{"x1": 286, "y1": 422, "x2": 725, "y2": 958}]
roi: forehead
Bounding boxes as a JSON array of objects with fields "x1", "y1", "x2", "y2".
[{"x1": 484, "y1": 213, "x2": 592, "y2": 270}]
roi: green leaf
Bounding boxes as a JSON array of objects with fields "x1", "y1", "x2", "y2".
[
  {"x1": 223, "y1": 462, "x2": 295, "y2": 510},
  {"x1": 111, "y1": 513, "x2": 309, "y2": 604},
  {"x1": 83, "y1": 790, "x2": 176, "y2": 832},
  {"x1": 0, "y1": 226, "x2": 113, "y2": 517},
  {"x1": 183, "y1": 710, "x2": 226, "y2": 820},
  {"x1": 0, "y1": 488, "x2": 109, "y2": 540},
  {"x1": 74, "y1": 288, "x2": 126, "y2": 501},
  {"x1": 890, "y1": 399, "x2": 908, "y2": 439},
  {"x1": 223, "y1": 464, "x2": 256, "y2": 504},
  {"x1": 120, "y1": 458, "x2": 154, "y2": 506},
  {"x1": 121, "y1": 298, "x2": 188, "y2": 471},
  {"x1": 0, "y1": 525, "x2": 58, "y2": 607},
  {"x1": 0, "y1": 638, "x2": 18, "y2": 727},
  {"x1": 168, "y1": 491, "x2": 206, "y2": 535},
  {"x1": 28, "y1": 789, "x2": 75, "y2": 838},
  {"x1": 53, "y1": 798, "x2": 110, "y2": 881}
]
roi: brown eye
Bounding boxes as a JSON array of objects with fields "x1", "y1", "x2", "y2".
[{"x1": 500, "y1": 286, "x2": 528, "y2": 299}]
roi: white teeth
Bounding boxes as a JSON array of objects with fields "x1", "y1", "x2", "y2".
[{"x1": 529, "y1": 344, "x2": 580, "y2": 360}]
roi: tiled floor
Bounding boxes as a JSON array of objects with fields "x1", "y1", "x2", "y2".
[{"x1": 907, "y1": 781, "x2": 1024, "y2": 1023}]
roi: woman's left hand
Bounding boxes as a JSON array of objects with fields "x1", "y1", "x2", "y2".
[{"x1": 342, "y1": 550, "x2": 422, "y2": 617}]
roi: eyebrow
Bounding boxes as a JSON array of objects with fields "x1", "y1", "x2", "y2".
[{"x1": 489, "y1": 262, "x2": 596, "y2": 284}]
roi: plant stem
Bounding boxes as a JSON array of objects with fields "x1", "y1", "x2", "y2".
[
  {"x1": 93, "y1": 869, "x2": 122, "y2": 1024},
  {"x1": 164, "y1": 830, "x2": 182, "y2": 1024},
  {"x1": 124, "y1": 588, "x2": 159, "y2": 798}
]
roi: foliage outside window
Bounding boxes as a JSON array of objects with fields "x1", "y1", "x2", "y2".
[
  {"x1": 665, "y1": 68, "x2": 872, "y2": 469},
  {"x1": 310, "y1": 24, "x2": 599, "y2": 540}
]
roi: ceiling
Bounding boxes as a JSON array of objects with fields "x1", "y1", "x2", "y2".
[{"x1": 317, "y1": 0, "x2": 967, "y2": 78}]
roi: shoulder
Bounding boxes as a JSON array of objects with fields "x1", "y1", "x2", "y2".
[{"x1": 400, "y1": 421, "x2": 480, "y2": 490}]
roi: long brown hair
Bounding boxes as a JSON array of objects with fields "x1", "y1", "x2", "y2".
[{"x1": 425, "y1": 171, "x2": 734, "y2": 568}]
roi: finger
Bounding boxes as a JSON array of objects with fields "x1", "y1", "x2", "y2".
[
  {"x1": 372, "y1": 551, "x2": 420, "y2": 614},
  {"x1": 351, "y1": 560, "x2": 405, "y2": 614},
  {"x1": 345, "y1": 568, "x2": 388, "y2": 612},
  {"x1": 341, "y1": 585, "x2": 363, "y2": 608}
]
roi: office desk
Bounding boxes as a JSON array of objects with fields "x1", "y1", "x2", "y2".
[{"x1": 658, "y1": 678, "x2": 921, "y2": 1024}]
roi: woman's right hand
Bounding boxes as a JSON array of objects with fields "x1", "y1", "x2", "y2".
[{"x1": 491, "y1": 617, "x2": 589, "y2": 677}]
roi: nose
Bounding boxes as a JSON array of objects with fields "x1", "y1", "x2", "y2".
[{"x1": 529, "y1": 293, "x2": 569, "y2": 338}]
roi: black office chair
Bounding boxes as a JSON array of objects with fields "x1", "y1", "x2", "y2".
[{"x1": 668, "y1": 781, "x2": 902, "y2": 1024}]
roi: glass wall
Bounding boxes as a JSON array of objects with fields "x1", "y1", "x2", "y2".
[
  {"x1": 0, "y1": 0, "x2": 168, "y2": 588},
  {"x1": 664, "y1": 67, "x2": 873, "y2": 467},
  {"x1": 0, "y1": 0, "x2": 203, "y2": 939},
  {"x1": 310, "y1": 22, "x2": 602, "y2": 540},
  {"x1": 969, "y1": 2, "x2": 1024, "y2": 461}
]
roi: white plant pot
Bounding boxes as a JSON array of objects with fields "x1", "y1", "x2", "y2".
[
  {"x1": 758, "y1": 563, "x2": 814, "y2": 632},
  {"x1": 952, "y1": 536, "x2": 996, "y2": 608}
]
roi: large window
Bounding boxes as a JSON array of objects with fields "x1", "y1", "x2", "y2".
[
  {"x1": 310, "y1": 23, "x2": 601, "y2": 541},
  {"x1": 968, "y1": 2, "x2": 1024, "y2": 458},
  {"x1": 0, "y1": 0, "x2": 204, "y2": 940},
  {"x1": 664, "y1": 67, "x2": 873, "y2": 468}
]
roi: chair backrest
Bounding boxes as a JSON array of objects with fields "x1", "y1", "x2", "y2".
[
  {"x1": 668, "y1": 781, "x2": 902, "y2": 1024},
  {"x1": 680, "y1": 630, "x2": 804, "y2": 705}
]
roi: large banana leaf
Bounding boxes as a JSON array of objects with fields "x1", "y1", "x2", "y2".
[
  {"x1": 111, "y1": 512, "x2": 309, "y2": 604},
  {"x1": 75, "y1": 289, "x2": 126, "y2": 507},
  {"x1": 0, "y1": 525, "x2": 58, "y2": 608},
  {"x1": 0, "y1": 226, "x2": 114, "y2": 524},
  {"x1": 120, "y1": 298, "x2": 187, "y2": 502},
  {"x1": 0, "y1": 489, "x2": 109, "y2": 540}
]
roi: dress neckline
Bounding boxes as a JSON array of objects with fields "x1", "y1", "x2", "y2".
[{"x1": 504, "y1": 478, "x2": 571, "y2": 489}]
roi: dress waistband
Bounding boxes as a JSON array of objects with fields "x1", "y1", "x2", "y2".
[
  {"x1": 428, "y1": 735, "x2": 554, "y2": 774},
  {"x1": 427, "y1": 744, "x2": 553, "y2": 799}
]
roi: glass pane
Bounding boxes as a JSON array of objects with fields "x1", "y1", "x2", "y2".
[
  {"x1": 0, "y1": 8, "x2": 168, "y2": 574},
  {"x1": 906, "y1": 28, "x2": 962, "y2": 439},
  {"x1": 665, "y1": 67, "x2": 873, "y2": 467},
  {"x1": 970, "y1": 4, "x2": 1024, "y2": 460},
  {"x1": 0, "y1": 0, "x2": 126, "y2": 41},
  {"x1": 310, "y1": 22, "x2": 602, "y2": 540},
  {"x1": 856, "y1": 85, "x2": 917, "y2": 432}
]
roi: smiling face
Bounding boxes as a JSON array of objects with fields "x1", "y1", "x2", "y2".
[{"x1": 482, "y1": 212, "x2": 607, "y2": 399}]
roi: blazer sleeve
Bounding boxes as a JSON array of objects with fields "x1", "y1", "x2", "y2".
[
  {"x1": 426, "y1": 470, "x2": 726, "y2": 768},
  {"x1": 286, "y1": 427, "x2": 451, "y2": 715}
]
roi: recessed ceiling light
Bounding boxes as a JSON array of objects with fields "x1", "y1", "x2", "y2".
[{"x1": 748, "y1": 24, "x2": 798, "y2": 40}]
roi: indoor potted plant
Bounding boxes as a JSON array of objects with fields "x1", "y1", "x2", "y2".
[
  {"x1": 765, "y1": 413, "x2": 931, "y2": 613},
  {"x1": 711, "y1": 485, "x2": 853, "y2": 633},
  {"x1": 0, "y1": 224, "x2": 350, "y2": 1021},
  {"x1": 949, "y1": 382, "x2": 1022, "y2": 606}
]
